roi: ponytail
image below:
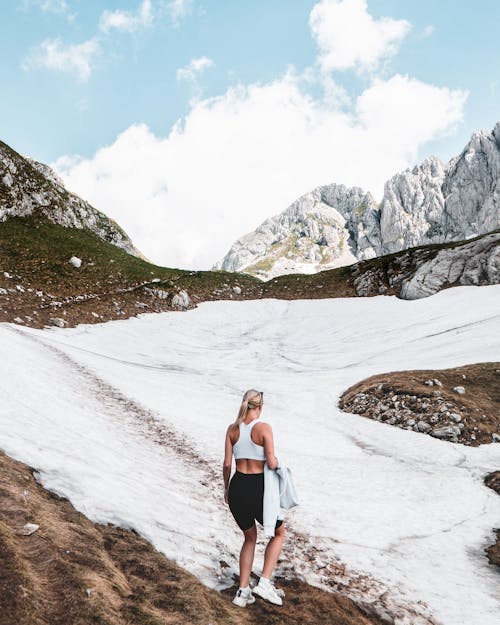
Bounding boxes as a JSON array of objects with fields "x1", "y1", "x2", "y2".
[{"x1": 234, "y1": 389, "x2": 263, "y2": 425}]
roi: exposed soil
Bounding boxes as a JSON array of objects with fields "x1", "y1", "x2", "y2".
[
  {"x1": 1, "y1": 216, "x2": 497, "y2": 330},
  {"x1": 484, "y1": 471, "x2": 500, "y2": 567},
  {"x1": 0, "y1": 450, "x2": 386, "y2": 625},
  {"x1": 339, "y1": 362, "x2": 500, "y2": 446}
]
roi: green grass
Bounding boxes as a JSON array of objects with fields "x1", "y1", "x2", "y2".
[{"x1": 0, "y1": 214, "x2": 260, "y2": 296}]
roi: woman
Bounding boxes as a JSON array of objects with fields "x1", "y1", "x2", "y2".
[{"x1": 223, "y1": 389, "x2": 286, "y2": 608}]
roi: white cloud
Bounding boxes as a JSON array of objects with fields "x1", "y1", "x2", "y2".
[
  {"x1": 176, "y1": 56, "x2": 214, "y2": 82},
  {"x1": 49, "y1": 1, "x2": 468, "y2": 270},
  {"x1": 421, "y1": 24, "x2": 435, "y2": 38},
  {"x1": 24, "y1": 0, "x2": 69, "y2": 15},
  {"x1": 99, "y1": 0, "x2": 154, "y2": 33},
  {"x1": 309, "y1": 0, "x2": 411, "y2": 73},
  {"x1": 53, "y1": 70, "x2": 467, "y2": 270},
  {"x1": 166, "y1": 0, "x2": 191, "y2": 26},
  {"x1": 23, "y1": 37, "x2": 100, "y2": 82}
]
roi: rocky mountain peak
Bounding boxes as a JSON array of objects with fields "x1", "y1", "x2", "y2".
[
  {"x1": 213, "y1": 183, "x2": 381, "y2": 279},
  {"x1": 217, "y1": 122, "x2": 500, "y2": 279}
]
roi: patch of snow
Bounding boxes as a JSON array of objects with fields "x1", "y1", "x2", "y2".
[{"x1": 0, "y1": 285, "x2": 499, "y2": 625}]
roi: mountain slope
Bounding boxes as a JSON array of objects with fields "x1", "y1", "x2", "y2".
[
  {"x1": 217, "y1": 122, "x2": 500, "y2": 280},
  {"x1": 0, "y1": 450, "x2": 382, "y2": 625},
  {"x1": 0, "y1": 140, "x2": 143, "y2": 258}
]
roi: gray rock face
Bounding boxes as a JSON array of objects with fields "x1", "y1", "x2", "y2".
[
  {"x1": 380, "y1": 123, "x2": 500, "y2": 253},
  {"x1": 213, "y1": 184, "x2": 379, "y2": 279},
  {"x1": 380, "y1": 156, "x2": 447, "y2": 253},
  {"x1": 171, "y1": 290, "x2": 191, "y2": 310},
  {"x1": 216, "y1": 122, "x2": 500, "y2": 281},
  {"x1": 0, "y1": 140, "x2": 143, "y2": 258},
  {"x1": 399, "y1": 232, "x2": 500, "y2": 299}
]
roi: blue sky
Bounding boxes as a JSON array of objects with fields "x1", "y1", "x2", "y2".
[{"x1": 1, "y1": 1, "x2": 499, "y2": 268}]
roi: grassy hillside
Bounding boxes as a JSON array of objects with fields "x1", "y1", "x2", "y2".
[
  {"x1": 0, "y1": 214, "x2": 259, "y2": 328},
  {"x1": 0, "y1": 214, "x2": 498, "y2": 329}
]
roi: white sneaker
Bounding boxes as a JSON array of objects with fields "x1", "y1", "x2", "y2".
[
  {"x1": 232, "y1": 587, "x2": 255, "y2": 608},
  {"x1": 253, "y1": 579, "x2": 283, "y2": 606}
]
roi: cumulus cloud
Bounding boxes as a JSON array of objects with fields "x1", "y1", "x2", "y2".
[
  {"x1": 51, "y1": 1, "x2": 468, "y2": 270},
  {"x1": 309, "y1": 0, "x2": 411, "y2": 73},
  {"x1": 99, "y1": 0, "x2": 154, "y2": 33},
  {"x1": 23, "y1": 37, "x2": 100, "y2": 82},
  {"x1": 53, "y1": 70, "x2": 467, "y2": 269}
]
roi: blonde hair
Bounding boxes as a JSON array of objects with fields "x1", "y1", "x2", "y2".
[{"x1": 234, "y1": 389, "x2": 263, "y2": 426}]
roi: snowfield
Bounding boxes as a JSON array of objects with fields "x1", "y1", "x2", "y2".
[{"x1": 1, "y1": 285, "x2": 500, "y2": 625}]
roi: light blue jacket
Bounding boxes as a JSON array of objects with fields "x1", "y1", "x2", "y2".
[{"x1": 263, "y1": 462, "x2": 299, "y2": 537}]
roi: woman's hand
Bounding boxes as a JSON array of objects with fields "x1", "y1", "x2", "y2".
[{"x1": 224, "y1": 487, "x2": 229, "y2": 504}]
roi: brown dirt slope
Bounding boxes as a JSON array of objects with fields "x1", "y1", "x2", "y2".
[
  {"x1": 0, "y1": 450, "x2": 383, "y2": 625},
  {"x1": 339, "y1": 362, "x2": 500, "y2": 446},
  {"x1": 484, "y1": 472, "x2": 500, "y2": 567},
  {"x1": 1, "y1": 216, "x2": 498, "y2": 330}
]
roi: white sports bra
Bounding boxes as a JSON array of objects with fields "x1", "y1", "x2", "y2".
[{"x1": 233, "y1": 419, "x2": 266, "y2": 461}]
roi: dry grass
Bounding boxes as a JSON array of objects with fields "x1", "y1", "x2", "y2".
[
  {"x1": 339, "y1": 362, "x2": 500, "y2": 446},
  {"x1": 0, "y1": 451, "x2": 384, "y2": 625}
]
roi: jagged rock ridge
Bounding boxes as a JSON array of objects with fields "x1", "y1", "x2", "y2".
[
  {"x1": 0, "y1": 140, "x2": 143, "y2": 258},
  {"x1": 216, "y1": 122, "x2": 500, "y2": 280},
  {"x1": 213, "y1": 185, "x2": 380, "y2": 279}
]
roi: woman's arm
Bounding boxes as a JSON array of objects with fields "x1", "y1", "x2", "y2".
[
  {"x1": 261, "y1": 423, "x2": 278, "y2": 470},
  {"x1": 223, "y1": 426, "x2": 233, "y2": 503}
]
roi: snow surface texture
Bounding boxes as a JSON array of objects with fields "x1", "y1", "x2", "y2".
[{"x1": 1, "y1": 286, "x2": 500, "y2": 625}]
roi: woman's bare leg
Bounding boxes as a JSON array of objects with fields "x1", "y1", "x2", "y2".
[
  {"x1": 239, "y1": 524, "x2": 257, "y2": 587},
  {"x1": 261, "y1": 522, "x2": 285, "y2": 579}
]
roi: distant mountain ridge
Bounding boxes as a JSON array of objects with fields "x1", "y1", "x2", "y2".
[
  {"x1": 0, "y1": 140, "x2": 144, "y2": 259},
  {"x1": 215, "y1": 122, "x2": 500, "y2": 279}
]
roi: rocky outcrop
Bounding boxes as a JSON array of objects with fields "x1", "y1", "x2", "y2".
[
  {"x1": 380, "y1": 123, "x2": 500, "y2": 253},
  {"x1": 338, "y1": 362, "x2": 500, "y2": 446},
  {"x1": 379, "y1": 156, "x2": 447, "y2": 253},
  {"x1": 399, "y1": 231, "x2": 499, "y2": 299},
  {"x1": 213, "y1": 184, "x2": 380, "y2": 279},
  {"x1": 217, "y1": 122, "x2": 500, "y2": 280},
  {"x1": 0, "y1": 140, "x2": 143, "y2": 258}
]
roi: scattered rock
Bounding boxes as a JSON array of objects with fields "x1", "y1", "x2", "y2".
[
  {"x1": 49, "y1": 317, "x2": 67, "y2": 328},
  {"x1": 417, "y1": 421, "x2": 431, "y2": 432},
  {"x1": 21, "y1": 523, "x2": 40, "y2": 536},
  {"x1": 453, "y1": 386, "x2": 465, "y2": 395},
  {"x1": 69, "y1": 256, "x2": 82, "y2": 268},
  {"x1": 430, "y1": 425, "x2": 461, "y2": 441},
  {"x1": 171, "y1": 290, "x2": 191, "y2": 310},
  {"x1": 233, "y1": 286, "x2": 242, "y2": 295}
]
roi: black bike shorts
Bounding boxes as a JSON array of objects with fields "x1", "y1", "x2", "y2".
[{"x1": 228, "y1": 471, "x2": 283, "y2": 532}]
